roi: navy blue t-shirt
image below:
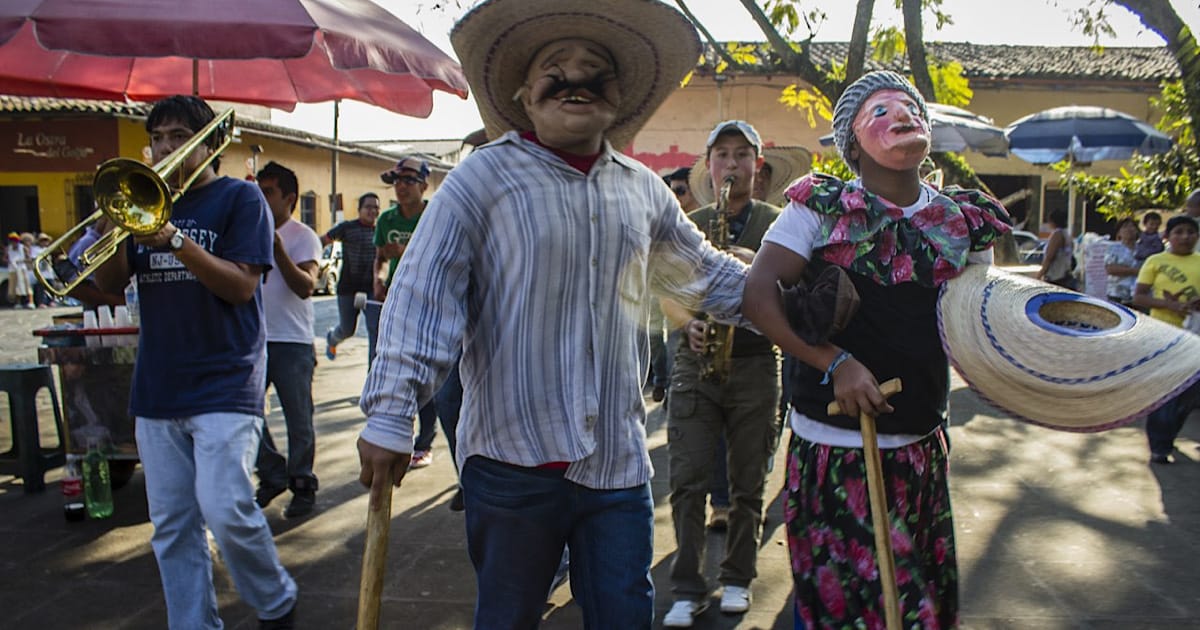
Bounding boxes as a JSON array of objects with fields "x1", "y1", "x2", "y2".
[{"x1": 127, "y1": 176, "x2": 275, "y2": 418}]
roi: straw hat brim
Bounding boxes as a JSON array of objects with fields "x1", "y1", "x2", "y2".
[
  {"x1": 759, "y1": 146, "x2": 813, "y2": 206},
  {"x1": 938, "y1": 264, "x2": 1200, "y2": 432},
  {"x1": 450, "y1": 0, "x2": 700, "y2": 151},
  {"x1": 689, "y1": 146, "x2": 813, "y2": 207}
]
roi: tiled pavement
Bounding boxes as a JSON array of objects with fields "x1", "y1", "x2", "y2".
[{"x1": 2, "y1": 301, "x2": 1199, "y2": 629}]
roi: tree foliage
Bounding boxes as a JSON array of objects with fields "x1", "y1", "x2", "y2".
[
  {"x1": 684, "y1": 1, "x2": 1197, "y2": 203},
  {"x1": 679, "y1": 0, "x2": 979, "y2": 182},
  {"x1": 1047, "y1": 0, "x2": 1200, "y2": 219},
  {"x1": 1063, "y1": 80, "x2": 1198, "y2": 218}
]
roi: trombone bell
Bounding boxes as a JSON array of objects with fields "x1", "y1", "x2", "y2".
[{"x1": 94, "y1": 159, "x2": 171, "y2": 236}]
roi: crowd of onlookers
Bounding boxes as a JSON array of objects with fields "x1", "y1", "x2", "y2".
[
  {"x1": 1094, "y1": 194, "x2": 1200, "y2": 465},
  {"x1": 4, "y1": 230, "x2": 59, "y2": 308}
]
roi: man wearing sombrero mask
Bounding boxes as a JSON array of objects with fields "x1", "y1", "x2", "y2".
[
  {"x1": 355, "y1": 1, "x2": 751, "y2": 626},
  {"x1": 742, "y1": 71, "x2": 1011, "y2": 627}
]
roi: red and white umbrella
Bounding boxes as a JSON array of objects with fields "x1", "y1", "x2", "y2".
[{"x1": 0, "y1": 0, "x2": 468, "y2": 117}]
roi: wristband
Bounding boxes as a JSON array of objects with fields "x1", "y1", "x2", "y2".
[{"x1": 820, "y1": 350, "x2": 852, "y2": 385}]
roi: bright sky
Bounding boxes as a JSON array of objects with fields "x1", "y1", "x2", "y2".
[{"x1": 271, "y1": 0, "x2": 1200, "y2": 143}]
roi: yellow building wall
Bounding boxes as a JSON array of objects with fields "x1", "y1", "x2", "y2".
[
  {"x1": 0, "y1": 170, "x2": 91, "y2": 237},
  {"x1": 632, "y1": 74, "x2": 1159, "y2": 180},
  {"x1": 11, "y1": 117, "x2": 404, "y2": 240},
  {"x1": 629, "y1": 75, "x2": 1163, "y2": 232}
]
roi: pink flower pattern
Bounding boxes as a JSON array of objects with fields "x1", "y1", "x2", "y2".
[
  {"x1": 817, "y1": 566, "x2": 847, "y2": 618},
  {"x1": 788, "y1": 172, "x2": 1011, "y2": 288},
  {"x1": 784, "y1": 433, "x2": 959, "y2": 629},
  {"x1": 844, "y1": 476, "x2": 869, "y2": 521},
  {"x1": 850, "y1": 539, "x2": 878, "y2": 581}
]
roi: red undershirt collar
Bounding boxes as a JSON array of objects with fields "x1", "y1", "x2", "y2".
[{"x1": 521, "y1": 131, "x2": 602, "y2": 174}]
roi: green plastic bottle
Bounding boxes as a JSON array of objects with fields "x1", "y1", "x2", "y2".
[{"x1": 83, "y1": 437, "x2": 113, "y2": 519}]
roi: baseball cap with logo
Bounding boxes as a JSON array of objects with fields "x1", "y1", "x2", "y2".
[
  {"x1": 381, "y1": 156, "x2": 430, "y2": 184},
  {"x1": 705, "y1": 120, "x2": 763, "y2": 154}
]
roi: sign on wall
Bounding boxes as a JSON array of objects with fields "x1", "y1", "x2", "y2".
[{"x1": 0, "y1": 119, "x2": 119, "y2": 172}]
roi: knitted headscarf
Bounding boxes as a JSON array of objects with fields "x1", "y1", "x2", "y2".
[{"x1": 832, "y1": 70, "x2": 928, "y2": 173}]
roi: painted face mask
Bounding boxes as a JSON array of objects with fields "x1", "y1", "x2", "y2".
[{"x1": 850, "y1": 89, "x2": 931, "y2": 172}]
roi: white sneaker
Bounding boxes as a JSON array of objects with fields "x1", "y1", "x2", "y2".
[
  {"x1": 663, "y1": 599, "x2": 708, "y2": 627},
  {"x1": 719, "y1": 585, "x2": 751, "y2": 613}
]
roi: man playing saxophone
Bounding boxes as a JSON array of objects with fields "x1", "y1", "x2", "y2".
[{"x1": 661, "y1": 120, "x2": 782, "y2": 626}]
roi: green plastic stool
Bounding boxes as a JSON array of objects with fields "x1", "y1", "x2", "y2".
[{"x1": 0, "y1": 363, "x2": 66, "y2": 493}]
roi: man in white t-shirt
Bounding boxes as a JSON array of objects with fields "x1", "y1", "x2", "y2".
[{"x1": 254, "y1": 161, "x2": 323, "y2": 518}]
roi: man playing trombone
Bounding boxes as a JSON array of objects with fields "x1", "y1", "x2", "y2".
[{"x1": 95, "y1": 95, "x2": 297, "y2": 629}]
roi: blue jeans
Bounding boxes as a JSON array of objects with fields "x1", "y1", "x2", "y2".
[
  {"x1": 257, "y1": 342, "x2": 317, "y2": 490},
  {"x1": 363, "y1": 299, "x2": 382, "y2": 367},
  {"x1": 1147, "y1": 380, "x2": 1200, "y2": 456},
  {"x1": 327, "y1": 293, "x2": 364, "y2": 346},
  {"x1": 434, "y1": 361, "x2": 463, "y2": 466},
  {"x1": 461, "y1": 456, "x2": 655, "y2": 629},
  {"x1": 136, "y1": 413, "x2": 296, "y2": 629},
  {"x1": 413, "y1": 401, "x2": 438, "y2": 453}
]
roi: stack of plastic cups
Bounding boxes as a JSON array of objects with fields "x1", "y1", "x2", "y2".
[
  {"x1": 97, "y1": 305, "x2": 114, "y2": 347},
  {"x1": 82, "y1": 310, "x2": 99, "y2": 348},
  {"x1": 113, "y1": 305, "x2": 136, "y2": 345}
]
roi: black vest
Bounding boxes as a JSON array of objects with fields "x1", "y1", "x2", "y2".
[{"x1": 789, "y1": 259, "x2": 949, "y2": 435}]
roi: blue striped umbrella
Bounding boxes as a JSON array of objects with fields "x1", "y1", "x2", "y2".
[
  {"x1": 1004, "y1": 106, "x2": 1173, "y2": 235},
  {"x1": 1004, "y1": 105, "x2": 1172, "y2": 165}
]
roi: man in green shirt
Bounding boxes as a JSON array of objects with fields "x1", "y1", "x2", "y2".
[
  {"x1": 367, "y1": 156, "x2": 438, "y2": 469},
  {"x1": 374, "y1": 157, "x2": 430, "y2": 296}
]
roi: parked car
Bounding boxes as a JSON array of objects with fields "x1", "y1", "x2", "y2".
[
  {"x1": 1011, "y1": 230, "x2": 1045, "y2": 264},
  {"x1": 314, "y1": 242, "x2": 341, "y2": 295}
]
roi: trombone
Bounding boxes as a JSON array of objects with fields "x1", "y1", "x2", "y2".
[{"x1": 34, "y1": 109, "x2": 235, "y2": 297}]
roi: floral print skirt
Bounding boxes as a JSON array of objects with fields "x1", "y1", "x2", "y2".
[{"x1": 785, "y1": 429, "x2": 958, "y2": 629}]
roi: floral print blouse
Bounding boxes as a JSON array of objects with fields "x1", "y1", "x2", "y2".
[{"x1": 784, "y1": 173, "x2": 1012, "y2": 287}]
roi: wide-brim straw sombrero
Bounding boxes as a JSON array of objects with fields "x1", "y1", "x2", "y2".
[
  {"x1": 450, "y1": 0, "x2": 701, "y2": 151},
  {"x1": 689, "y1": 146, "x2": 813, "y2": 207},
  {"x1": 938, "y1": 264, "x2": 1200, "y2": 432}
]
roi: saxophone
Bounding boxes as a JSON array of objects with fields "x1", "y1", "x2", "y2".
[{"x1": 699, "y1": 175, "x2": 737, "y2": 383}]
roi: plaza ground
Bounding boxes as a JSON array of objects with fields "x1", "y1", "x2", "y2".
[{"x1": 1, "y1": 301, "x2": 1198, "y2": 629}]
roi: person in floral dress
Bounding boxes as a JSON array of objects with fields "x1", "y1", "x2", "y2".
[
  {"x1": 1104, "y1": 217, "x2": 1141, "y2": 307},
  {"x1": 741, "y1": 70, "x2": 1011, "y2": 629}
]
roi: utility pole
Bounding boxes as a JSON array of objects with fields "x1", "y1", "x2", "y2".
[{"x1": 330, "y1": 100, "x2": 340, "y2": 226}]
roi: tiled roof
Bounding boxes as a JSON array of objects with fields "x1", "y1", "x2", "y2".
[
  {"x1": 0, "y1": 95, "x2": 412, "y2": 164},
  {"x1": 702, "y1": 42, "x2": 1179, "y2": 83},
  {"x1": 0, "y1": 95, "x2": 149, "y2": 117}
]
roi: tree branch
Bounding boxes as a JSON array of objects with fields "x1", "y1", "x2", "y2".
[
  {"x1": 902, "y1": 0, "x2": 938, "y2": 101},
  {"x1": 845, "y1": 0, "x2": 875, "y2": 82},
  {"x1": 736, "y1": 0, "x2": 839, "y2": 99},
  {"x1": 1110, "y1": 0, "x2": 1200, "y2": 151},
  {"x1": 675, "y1": 0, "x2": 745, "y2": 72}
]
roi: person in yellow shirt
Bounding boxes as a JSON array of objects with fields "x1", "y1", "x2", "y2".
[{"x1": 1134, "y1": 214, "x2": 1200, "y2": 464}]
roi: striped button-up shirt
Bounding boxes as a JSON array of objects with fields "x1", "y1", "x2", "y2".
[{"x1": 359, "y1": 132, "x2": 748, "y2": 489}]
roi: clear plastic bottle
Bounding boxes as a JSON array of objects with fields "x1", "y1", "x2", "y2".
[
  {"x1": 62, "y1": 454, "x2": 85, "y2": 522},
  {"x1": 83, "y1": 436, "x2": 114, "y2": 519},
  {"x1": 123, "y1": 275, "x2": 139, "y2": 327}
]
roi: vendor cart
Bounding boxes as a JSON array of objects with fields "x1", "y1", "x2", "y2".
[{"x1": 35, "y1": 327, "x2": 139, "y2": 487}]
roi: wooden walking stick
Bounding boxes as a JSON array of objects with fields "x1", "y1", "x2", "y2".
[
  {"x1": 357, "y1": 487, "x2": 393, "y2": 630},
  {"x1": 828, "y1": 377, "x2": 903, "y2": 630}
]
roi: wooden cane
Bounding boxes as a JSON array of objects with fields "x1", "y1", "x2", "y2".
[
  {"x1": 828, "y1": 377, "x2": 903, "y2": 630},
  {"x1": 356, "y1": 487, "x2": 393, "y2": 630}
]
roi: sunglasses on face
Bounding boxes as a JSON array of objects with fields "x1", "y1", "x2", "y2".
[
  {"x1": 381, "y1": 170, "x2": 424, "y2": 186},
  {"x1": 671, "y1": 185, "x2": 689, "y2": 197}
]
